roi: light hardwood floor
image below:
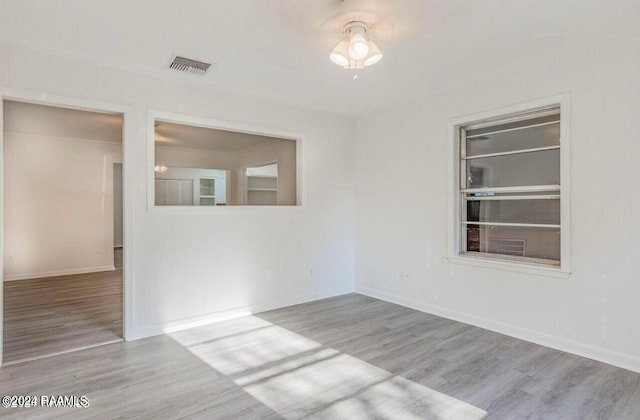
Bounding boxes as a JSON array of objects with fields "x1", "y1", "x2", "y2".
[
  {"x1": 1, "y1": 294, "x2": 639, "y2": 419},
  {"x1": 2, "y1": 249, "x2": 123, "y2": 364}
]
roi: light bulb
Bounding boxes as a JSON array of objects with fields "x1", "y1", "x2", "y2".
[
  {"x1": 329, "y1": 40, "x2": 349, "y2": 67},
  {"x1": 348, "y1": 33, "x2": 369, "y2": 60},
  {"x1": 363, "y1": 41, "x2": 383, "y2": 66}
]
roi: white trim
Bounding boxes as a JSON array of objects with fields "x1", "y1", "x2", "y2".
[
  {"x1": 465, "y1": 195, "x2": 560, "y2": 201},
  {"x1": 559, "y1": 95, "x2": 572, "y2": 274},
  {"x1": 4, "y1": 266, "x2": 116, "y2": 282},
  {"x1": 447, "y1": 255, "x2": 568, "y2": 278},
  {"x1": 464, "y1": 107, "x2": 560, "y2": 131},
  {"x1": 0, "y1": 97, "x2": 4, "y2": 366},
  {"x1": 356, "y1": 288, "x2": 640, "y2": 374},
  {"x1": 461, "y1": 184, "x2": 560, "y2": 194},
  {"x1": 461, "y1": 221, "x2": 560, "y2": 229},
  {"x1": 464, "y1": 194, "x2": 560, "y2": 201},
  {"x1": 0, "y1": 88, "x2": 130, "y2": 113},
  {"x1": 447, "y1": 94, "x2": 571, "y2": 276},
  {"x1": 464, "y1": 145, "x2": 560, "y2": 160},
  {"x1": 146, "y1": 109, "x2": 307, "y2": 214},
  {"x1": 465, "y1": 119, "x2": 560, "y2": 139},
  {"x1": 0, "y1": 87, "x2": 135, "y2": 366}
]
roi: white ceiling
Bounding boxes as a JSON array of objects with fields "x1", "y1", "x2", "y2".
[
  {"x1": 0, "y1": 0, "x2": 638, "y2": 116},
  {"x1": 3, "y1": 100, "x2": 123, "y2": 142},
  {"x1": 155, "y1": 121, "x2": 286, "y2": 151}
]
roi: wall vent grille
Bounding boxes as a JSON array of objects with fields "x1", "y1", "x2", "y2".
[{"x1": 169, "y1": 56, "x2": 211, "y2": 75}]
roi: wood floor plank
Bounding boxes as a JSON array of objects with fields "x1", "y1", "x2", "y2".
[
  {"x1": 3, "y1": 249, "x2": 123, "y2": 363},
  {"x1": 1, "y1": 293, "x2": 639, "y2": 419}
]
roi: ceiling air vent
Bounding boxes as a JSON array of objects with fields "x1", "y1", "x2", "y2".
[{"x1": 169, "y1": 56, "x2": 211, "y2": 76}]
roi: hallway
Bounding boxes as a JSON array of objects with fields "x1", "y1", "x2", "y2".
[{"x1": 3, "y1": 249, "x2": 123, "y2": 364}]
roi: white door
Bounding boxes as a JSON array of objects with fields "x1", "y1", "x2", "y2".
[
  {"x1": 155, "y1": 179, "x2": 167, "y2": 205},
  {"x1": 166, "y1": 180, "x2": 180, "y2": 205},
  {"x1": 178, "y1": 180, "x2": 192, "y2": 205},
  {"x1": 155, "y1": 179, "x2": 193, "y2": 205}
]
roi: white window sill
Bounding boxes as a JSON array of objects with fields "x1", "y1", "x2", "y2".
[{"x1": 446, "y1": 255, "x2": 571, "y2": 279}]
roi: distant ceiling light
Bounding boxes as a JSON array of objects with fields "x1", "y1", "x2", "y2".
[
  {"x1": 154, "y1": 165, "x2": 168, "y2": 173},
  {"x1": 330, "y1": 21, "x2": 382, "y2": 70}
]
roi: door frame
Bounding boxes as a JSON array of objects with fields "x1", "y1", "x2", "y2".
[{"x1": 0, "y1": 88, "x2": 135, "y2": 366}]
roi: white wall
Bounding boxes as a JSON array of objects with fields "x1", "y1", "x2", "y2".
[
  {"x1": 355, "y1": 32, "x2": 640, "y2": 371},
  {"x1": 3, "y1": 132, "x2": 122, "y2": 280},
  {"x1": 0, "y1": 42, "x2": 356, "y2": 340}
]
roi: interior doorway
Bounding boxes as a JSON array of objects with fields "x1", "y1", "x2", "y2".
[{"x1": 2, "y1": 100, "x2": 124, "y2": 364}]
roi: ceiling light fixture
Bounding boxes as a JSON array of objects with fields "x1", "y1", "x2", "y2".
[{"x1": 330, "y1": 21, "x2": 382, "y2": 70}]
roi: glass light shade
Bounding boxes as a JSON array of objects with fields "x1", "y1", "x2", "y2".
[
  {"x1": 363, "y1": 41, "x2": 383, "y2": 66},
  {"x1": 348, "y1": 33, "x2": 369, "y2": 60},
  {"x1": 329, "y1": 40, "x2": 349, "y2": 66}
]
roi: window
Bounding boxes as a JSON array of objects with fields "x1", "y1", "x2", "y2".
[
  {"x1": 150, "y1": 114, "x2": 299, "y2": 208},
  {"x1": 450, "y1": 98, "x2": 570, "y2": 275}
]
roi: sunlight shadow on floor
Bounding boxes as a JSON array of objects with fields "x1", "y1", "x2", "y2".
[{"x1": 169, "y1": 316, "x2": 487, "y2": 419}]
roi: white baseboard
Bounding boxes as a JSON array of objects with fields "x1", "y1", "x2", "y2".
[
  {"x1": 127, "y1": 289, "x2": 354, "y2": 341},
  {"x1": 4, "y1": 265, "x2": 116, "y2": 281},
  {"x1": 357, "y1": 286, "x2": 640, "y2": 374}
]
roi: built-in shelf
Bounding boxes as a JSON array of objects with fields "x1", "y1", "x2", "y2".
[
  {"x1": 247, "y1": 175, "x2": 277, "y2": 205},
  {"x1": 200, "y1": 178, "x2": 217, "y2": 206},
  {"x1": 247, "y1": 176, "x2": 277, "y2": 189}
]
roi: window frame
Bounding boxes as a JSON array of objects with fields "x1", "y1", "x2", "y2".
[{"x1": 447, "y1": 94, "x2": 571, "y2": 278}]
